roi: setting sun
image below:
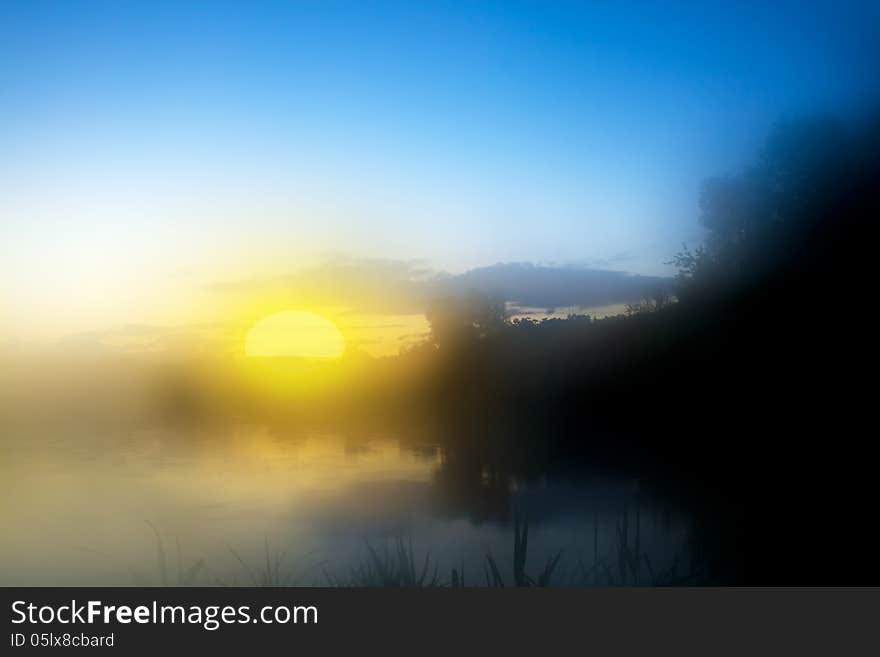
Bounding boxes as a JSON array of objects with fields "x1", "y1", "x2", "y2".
[
  {"x1": 6, "y1": 0, "x2": 874, "y2": 595},
  {"x1": 245, "y1": 310, "x2": 346, "y2": 358}
]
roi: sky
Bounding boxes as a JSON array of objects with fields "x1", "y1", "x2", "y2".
[{"x1": 1, "y1": 1, "x2": 878, "y2": 348}]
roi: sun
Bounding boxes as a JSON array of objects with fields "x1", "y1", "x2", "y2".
[{"x1": 245, "y1": 310, "x2": 346, "y2": 358}]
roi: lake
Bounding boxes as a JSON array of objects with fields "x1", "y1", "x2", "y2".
[{"x1": 1, "y1": 423, "x2": 696, "y2": 586}]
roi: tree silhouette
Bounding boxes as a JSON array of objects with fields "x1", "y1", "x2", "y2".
[
  {"x1": 672, "y1": 114, "x2": 866, "y2": 298},
  {"x1": 425, "y1": 291, "x2": 508, "y2": 350}
]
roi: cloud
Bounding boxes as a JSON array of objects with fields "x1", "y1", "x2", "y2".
[
  {"x1": 207, "y1": 258, "x2": 673, "y2": 316},
  {"x1": 29, "y1": 260, "x2": 670, "y2": 357},
  {"x1": 435, "y1": 262, "x2": 671, "y2": 311},
  {"x1": 207, "y1": 257, "x2": 439, "y2": 315}
]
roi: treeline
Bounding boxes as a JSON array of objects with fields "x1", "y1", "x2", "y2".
[
  {"x1": 262, "y1": 111, "x2": 879, "y2": 473},
  {"x1": 345, "y1": 111, "x2": 879, "y2": 584},
  {"x1": 372, "y1": 111, "x2": 880, "y2": 450},
  {"x1": 203, "y1": 110, "x2": 877, "y2": 583}
]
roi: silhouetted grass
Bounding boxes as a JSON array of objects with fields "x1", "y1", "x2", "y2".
[
  {"x1": 323, "y1": 511, "x2": 701, "y2": 588},
  {"x1": 129, "y1": 511, "x2": 706, "y2": 587},
  {"x1": 483, "y1": 516, "x2": 562, "y2": 587},
  {"x1": 324, "y1": 538, "x2": 440, "y2": 587},
  {"x1": 224, "y1": 537, "x2": 330, "y2": 586},
  {"x1": 571, "y1": 510, "x2": 709, "y2": 586},
  {"x1": 127, "y1": 520, "x2": 205, "y2": 586}
]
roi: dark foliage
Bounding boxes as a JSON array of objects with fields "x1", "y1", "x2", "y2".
[
  {"x1": 384, "y1": 112, "x2": 879, "y2": 584},
  {"x1": 242, "y1": 111, "x2": 879, "y2": 584}
]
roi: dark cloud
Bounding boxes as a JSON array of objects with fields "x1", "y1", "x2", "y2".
[
  {"x1": 436, "y1": 262, "x2": 672, "y2": 310},
  {"x1": 208, "y1": 259, "x2": 673, "y2": 315}
]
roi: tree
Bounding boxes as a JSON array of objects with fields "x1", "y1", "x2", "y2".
[
  {"x1": 672, "y1": 115, "x2": 855, "y2": 297},
  {"x1": 625, "y1": 288, "x2": 673, "y2": 316},
  {"x1": 425, "y1": 291, "x2": 508, "y2": 350}
]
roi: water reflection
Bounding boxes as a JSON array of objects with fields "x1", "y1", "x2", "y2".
[{"x1": 0, "y1": 425, "x2": 694, "y2": 586}]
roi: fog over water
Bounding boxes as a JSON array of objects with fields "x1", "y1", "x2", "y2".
[
  {"x1": 3, "y1": 1, "x2": 879, "y2": 587},
  {"x1": 1, "y1": 425, "x2": 690, "y2": 586}
]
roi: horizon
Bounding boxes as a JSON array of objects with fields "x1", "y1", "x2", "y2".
[
  {"x1": 4, "y1": 0, "x2": 880, "y2": 594},
  {"x1": 3, "y1": 1, "x2": 879, "y2": 352}
]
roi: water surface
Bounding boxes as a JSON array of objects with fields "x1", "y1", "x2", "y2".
[{"x1": 1, "y1": 425, "x2": 693, "y2": 585}]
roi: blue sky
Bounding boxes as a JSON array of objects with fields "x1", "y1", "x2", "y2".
[{"x1": 2, "y1": 1, "x2": 878, "y2": 337}]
